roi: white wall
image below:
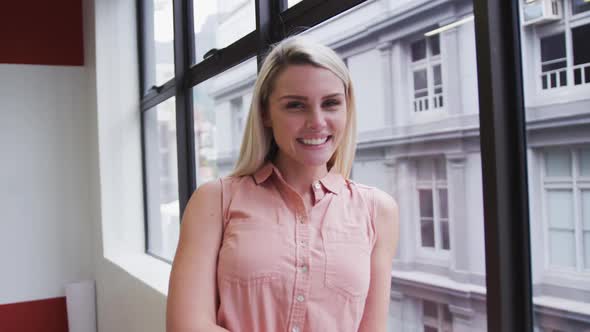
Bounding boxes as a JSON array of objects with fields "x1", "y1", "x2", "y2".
[
  {"x1": 0, "y1": 63, "x2": 96, "y2": 304},
  {"x1": 90, "y1": 0, "x2": 169, "y2": 330}
]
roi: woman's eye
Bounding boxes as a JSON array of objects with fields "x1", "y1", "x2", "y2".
[
  {"x1": 323, "y1": 99, "x2": 341, "y2": 108},
  {"x1": 286, "y1": 102, "x2": 304, "y2": 109}
]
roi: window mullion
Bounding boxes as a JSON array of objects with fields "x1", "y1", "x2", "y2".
[
  {"x1": 173, "y1": 0, "x2": 196, "y2": 218},
  {"x1": 255, "y1": 0, "x2": 283, "y2": 70},
  {"x1": 473, "y1": 1, "x2": 534, "y2": 331}
]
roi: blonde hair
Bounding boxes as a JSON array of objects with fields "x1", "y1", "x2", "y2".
[{"x1": 230, "y1": 36, "x2": 357, "y2": 178}]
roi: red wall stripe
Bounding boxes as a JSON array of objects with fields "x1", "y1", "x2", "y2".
[
  {"x1": 0, "y1": 1, "x2": 84, "y2": 66},
  {"x1": 0, "y1": 297, "x2": 69, "y2": 332}
]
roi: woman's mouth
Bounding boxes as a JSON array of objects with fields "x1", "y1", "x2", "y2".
[{"x1": 297, "y1": 136, "x2": 332, "y2": 146}]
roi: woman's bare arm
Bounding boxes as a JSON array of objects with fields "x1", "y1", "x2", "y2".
[
  {"x1": 357, "y1": 189, "x2": 400, "y2": 332},
  {"x1": 166, "y1": 180, "x2": 230, "y2": 332}
]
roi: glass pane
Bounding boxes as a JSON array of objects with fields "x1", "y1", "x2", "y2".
[
  {"x1": 522, "y1": 1, "x2": 590, "y2": 326},
  {"x1": 572, "y1": 24, "x2": 590, "y2": 66},
  {"x1": 540, "y1": 33, "x2": 566, "y2": 63},
  {"x1": 545, "y1": 150, "x2": 572, "y2": 177},
  {"x1": 145, "y1": 97, "x2": 179, "y2": 261},
  {"x1": 585, "y1": 232, "x2": 590, "y2": 269},
  {"x1": 433, "y1": 65, "x2": 442, "y2": 86},
  {"x1": 441, "y1": 220, "x2": 450, "y2": 250},
  {"x1": 549, "y1": 230, "x2": 576, "y2": 268},
  {"x1": 572, "y1": 0, "x2": 590, "y2": 15},
  {"x1": 580, "y1": 148, "x2": 590, "y2": 176},
  {"x1": 423, "y1": 300, "x2": 438, "y2": 318},
  {"x1": 430, "y1": 35, "x2": 440, "y2": 56},
  {"x1": 439, "y1": 189, "x2": 448, "y2": 218},
  {"x1": 582, "y1": 190, "x2": 590, "y2": 230},
  {"x1": 144, "y1": 0, "x2": 175, "y2": 89},
  {"x1": 414, "y1": 69, "x2": 428, "y2": 91},
  {"x1": 279, "y1": 1, "x2": 487, "y2": 330},
  {"x1": 421, "y1": 219, "x2": 435, "y2": 248},
  {"x1": 435, "y1": 158, "x2": 446, "y2": 180},
  {"x1": 192, "y1": 0, "x2": 255, "y2": 64},
  {"x1": 412, "y1": 39, "x2": 427, "y2": 62},
  {"x1": 542, "y1": 61, "x2": 567, "y2": 72},
  {"x1": 547, "y1": 190, "x2": 574, "y2": 229},
  {"x1": 419, "y1": 190, "x2": 434, "y2": 217},
  {"x1": 193, "y1": 57, "x2": 257, "y2": 185}
]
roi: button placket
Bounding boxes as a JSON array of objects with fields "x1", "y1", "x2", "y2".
[{"x1": 288, "y1": 221, "x2": 311, "y2": 332}]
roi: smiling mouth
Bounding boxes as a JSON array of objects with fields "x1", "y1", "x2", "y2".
[{"x1": 297, "y1": 136, "x2": 332, "y2": 146}]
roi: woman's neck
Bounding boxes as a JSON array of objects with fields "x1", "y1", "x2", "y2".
[{"x1": 273, "y1": 154, "x2": 328, "y2": 197}]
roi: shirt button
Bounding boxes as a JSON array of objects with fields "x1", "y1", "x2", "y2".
[
  {"x1": 296, "y1": 295, "x2": 305, "y2": 302},
  {"x1": 314, "y1": 181, "x2": 321, "y2": 189},
  {"x1": 292, "y1": 327, "x2": 300, "y2": 332},
  {"x1": 300, "y1": 265, "x2": 308, "y2": 273}
]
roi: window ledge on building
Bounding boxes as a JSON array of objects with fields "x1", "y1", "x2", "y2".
[
  {"x1": 391, "y1": 270, "x2": 486, "y2": 298},
  {"x1": 534, "y1": 296, "x2": 590, "y2": 319}
]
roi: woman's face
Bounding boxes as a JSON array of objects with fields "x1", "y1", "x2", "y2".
[{"x1": 265, "y1": 64, "x2": 347, "y2": 169}]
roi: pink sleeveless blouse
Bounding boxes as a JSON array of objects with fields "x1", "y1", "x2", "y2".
[{"x1": 216, "y1": 163, "x2": 377, "y2": 332}]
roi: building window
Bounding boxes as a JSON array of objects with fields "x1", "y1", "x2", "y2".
[
  {"x1": 417, "y1": 158, "x2": 450, "y2": 250},
  {"x1": 572, "y1": 24, "x2": 590, "y2": 86},
  {"x1": 543, "y1": 148, "x2": 590, "y2": 270},
  {"x1": 540, "y1": 33, "x2": 567, "y2": 89},
  {"x1": 410, "y1": 34, "x2": 443, "y2": 112},
  {"x1": 538, "y1": 2, "x2": 590, "y2": 90},
  {"x1": 571, "y1": 0, "x2": 590, "y2": 15},
  {"x1": 422, "y1": 300, "x2": 452, "y2": 332}
]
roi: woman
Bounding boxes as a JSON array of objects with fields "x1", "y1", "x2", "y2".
[{"x1": 167, "y1": 36, "x2": 399, "y2": 332}]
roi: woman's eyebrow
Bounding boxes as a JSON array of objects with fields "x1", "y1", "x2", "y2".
[
  {"x1": 278, "y1": 93, "x2": 344, "y2": 100},
  {"x1": 279, "y1": 95, "x2": 307, "y2": 100},
  {"x1": 322, "y1": 93, "x2": 344, "y2": 99}
]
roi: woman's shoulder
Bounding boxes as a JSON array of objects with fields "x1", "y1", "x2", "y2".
[{"x1": 345, "y1": 180, "x2": 398, "y2": 215}]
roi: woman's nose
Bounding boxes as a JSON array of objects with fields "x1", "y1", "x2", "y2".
[{"x1": 305, "y1": 106, "x2": 326, "y2": 129}]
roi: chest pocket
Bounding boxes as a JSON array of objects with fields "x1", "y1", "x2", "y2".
[
  {"x1": 217, "y1": 218, "x2": 285, "y2": 284},
  {"x1": 323, "y1": 216, "x2": 372, "y2": 299}
]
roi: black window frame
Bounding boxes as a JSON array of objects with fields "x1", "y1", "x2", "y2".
[{"x1": 137, "y1": 0, "x2": 534, "y2": 331}]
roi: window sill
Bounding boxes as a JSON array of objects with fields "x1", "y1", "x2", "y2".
[
  {"x1": 104, "y1": 251, "x2": 172, "y2": 296},
  {"x1": 534, "y1": 296, "x2": 590, "y2": 318},
  {"x1": 527, "y1": 85, "x2": 590, "y2": 108},
  {"x1": 540, "y1": 269, "x2": 590, "y2": 291}
]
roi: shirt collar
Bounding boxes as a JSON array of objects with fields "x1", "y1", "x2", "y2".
[{"x1": 253, "y1": 162, "x2": 345, "y2": 195}]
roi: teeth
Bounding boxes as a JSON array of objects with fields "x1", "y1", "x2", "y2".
[{"x1": 301, "y1": 137, "x2": 328, "y2": 145}]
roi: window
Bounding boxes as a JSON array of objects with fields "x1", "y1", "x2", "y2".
[
  {"x1": 543, "y1": 148, "x2": 590, "y2": 270},
  {"x1": 149, "y1": 0, "x2": 175, "y2": 87},
  {"x1": 192, "y1": 0, "x2": 256, "y2": 64},
  {"x1": 572, "y1": 0, "x2": 590, "y2": 15},
  {"x1": 572, "y1": 24, "x2": 590, "y2": 85},
  {"x1": 411, "y1": 35, "x2": 443, "y2": 112},
  {"x1": 144, "y1": 97, "x2": 179, "y2": 261},
  {"x1": 537, "y1": 1, "x2": 590, "y2": 90},
  {"x1": 422, "y1": 300, "x2": 452, "y2": 332},
  {"x1": 135, "y1": 0, "x2": 579, "y2": 330},
  {"x1": 417, "y1": 158, "x2": 450, "y2": 251},
  {"x1": 540, "y1": 33, "x2": 567, "y2": 89}
]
